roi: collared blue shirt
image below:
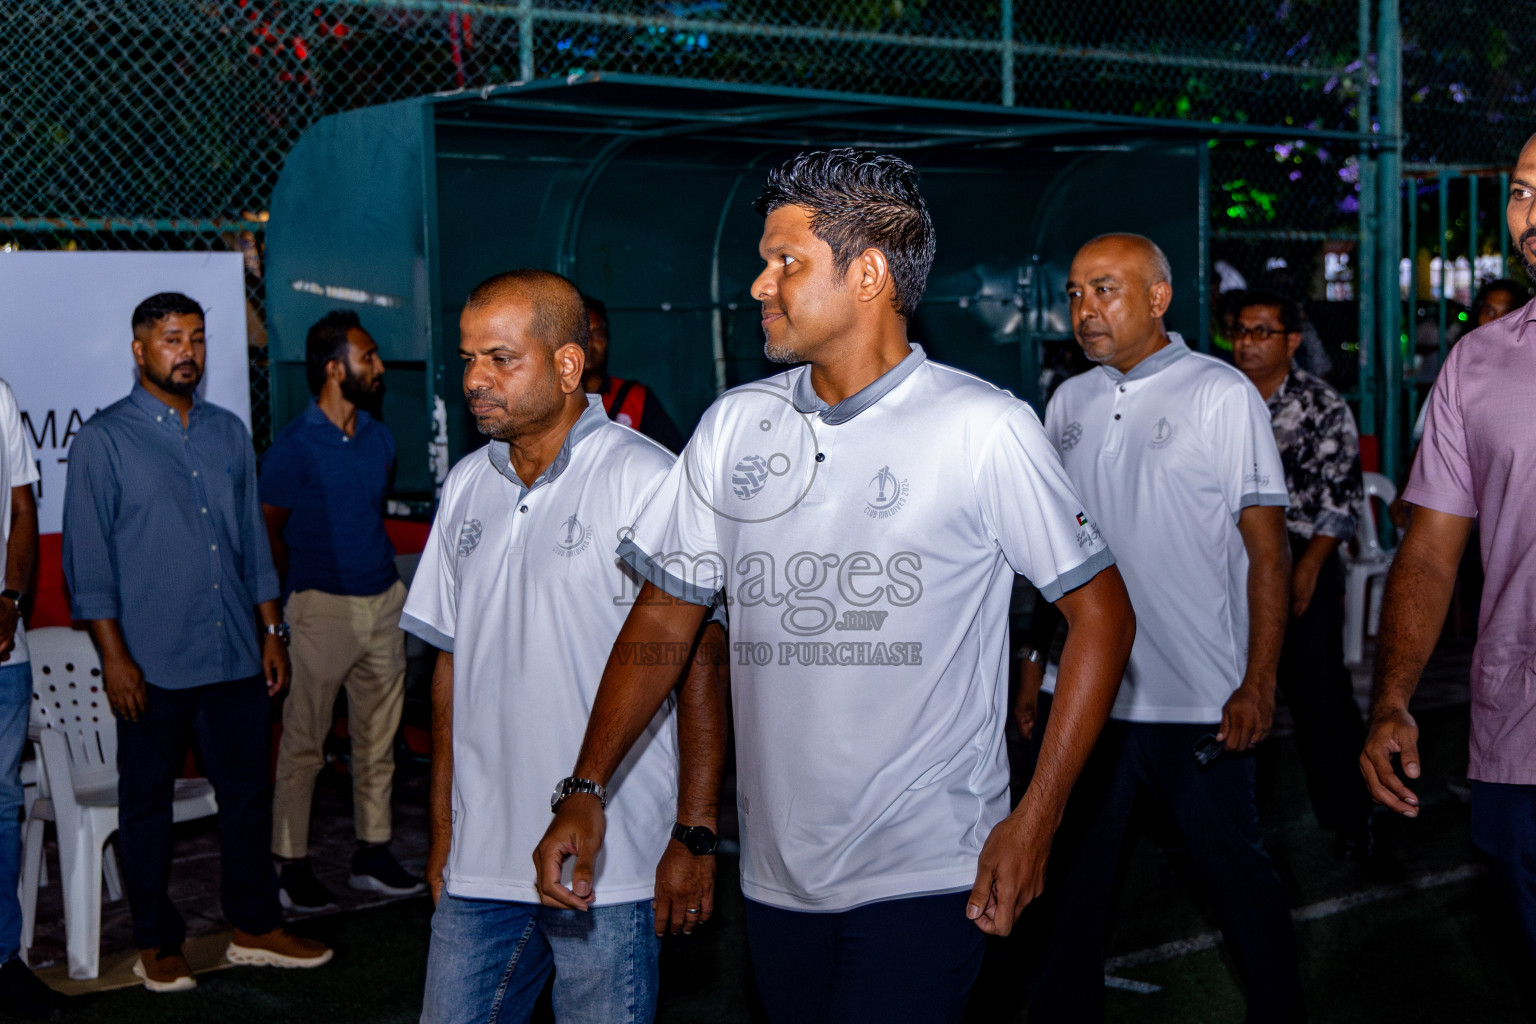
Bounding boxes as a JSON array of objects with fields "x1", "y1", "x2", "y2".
[
  {"x1": 260, "y1": 399, "x2": 398, "y2": 597},
  {"x1": 62, "y1": 385, "x2": 279, "y2": 689}
]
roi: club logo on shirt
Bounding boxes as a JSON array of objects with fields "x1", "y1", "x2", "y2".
[
  {"x1": 864, "y1": 465, "x2": 909, "y2": 519},
  {"x1": 457, "y1": 519, "x2": 483, "y2": 558},
  {"x1": 1148, "y1": 416, "x2": 1178, "y2": 449},
  {"x1": 554, "y1": 512, "x2": 594, "y2": 558},
  {"x1": 731, "y1": 453, "x2": 790, "y2": 499},
  {"x1": 1244, "y1": 464, "x2": 1273, "y2": 489},
  {"x1": 1059, "y1": 421, "x2": 1084, "y2": 452}
]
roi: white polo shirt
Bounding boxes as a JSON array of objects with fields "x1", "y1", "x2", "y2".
[
  {"x1": 621, "y1": 345, "x2": 1113, "y2": 912},
  {"x1": 0, "y1": 378, "x2": 41, "y2": 666},
  {"x1": 401, "y1": 397, "x2": 678, "y2": 906},
  {"x1": 1043, "y1": 334, "x2": 1288, "y2": 724}
]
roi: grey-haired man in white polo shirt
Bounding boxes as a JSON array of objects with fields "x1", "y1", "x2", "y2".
[
  {"x1": 535, "y1": 149, "x2": 1136, "y2": 1023},
  {"x1": 1031, "y1": 234, "x2": 1303, "y2": 1023},
  {"x1": 403, "y1": 270, "x2": 725, "y2": 1024}
]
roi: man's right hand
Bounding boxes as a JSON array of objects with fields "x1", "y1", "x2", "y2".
[
  {"x1": 1360, "y1": 707, "x2": 1422, "y2": 817},
  {"x1": 534, "y1": 794, "x2": 606, "y2": 911},
  {"x1": 102, "y1": 650, "x2": 148, "y2": 721},
  {"x1": 426, "y1": 838, "x2": 449, "y2": 906}
]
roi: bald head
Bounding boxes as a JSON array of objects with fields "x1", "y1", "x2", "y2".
[
  {"x1": 1079, "y1": 233, "x2": 1172, "y2": 291},
  {"x1": 465, "y1": 269, "x2": 589, "y2": 355},
  {"x1": 1066, "y1": 232, "x2": 1174, "y2": 374}
]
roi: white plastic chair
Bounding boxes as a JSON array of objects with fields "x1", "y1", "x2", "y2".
[
  {"x1": 1342, "y1": 472, "x2": 1400, "y2": 666},
  {"x1": 19, "y1": 627, "x2": 218, "y2": 980}
]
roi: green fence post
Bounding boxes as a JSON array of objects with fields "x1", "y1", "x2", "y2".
[{"x1": 1377, "y1": 0, "x2": 1403, "y2": 482}]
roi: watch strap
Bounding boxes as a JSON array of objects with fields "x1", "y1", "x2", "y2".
[
  {"x1": 551, "y1": 776, "x2": 607, "y2": 811},
  {"x1": 671, "y1": 822, "x2": 719, "y2": 856}
]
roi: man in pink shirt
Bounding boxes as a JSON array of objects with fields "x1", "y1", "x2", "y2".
[{"x1": 1362, "y1": 133, "x2": 1536, "y2": 967}]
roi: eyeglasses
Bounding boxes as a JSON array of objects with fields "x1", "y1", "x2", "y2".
[{"x1": 1230, "y1": 324, "x2": 1287, "y2": 341}]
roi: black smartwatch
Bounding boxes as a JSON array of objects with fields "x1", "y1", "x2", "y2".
[{"x1": 671, "y1": 822, "x2": 719, "y2": 856}]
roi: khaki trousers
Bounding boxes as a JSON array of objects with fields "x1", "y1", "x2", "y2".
[{"x1": 271, "y1": 580, "x2": 408, "y2": 859}]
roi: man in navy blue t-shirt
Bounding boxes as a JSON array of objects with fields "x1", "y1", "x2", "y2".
[{"x1": 261, "y1": 310, "x2": 424, "y2": 910}]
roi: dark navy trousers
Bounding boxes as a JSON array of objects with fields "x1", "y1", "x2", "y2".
[
  {"x1": 117, "y1": 675, "x2": 283, "y2": 950},
  {"x1": 1471, "y1": 781, "x2": 1536, "y2": 967},
  {"x1": 1029, "y1": 693, "x2": 1304, "y2": 1024}
]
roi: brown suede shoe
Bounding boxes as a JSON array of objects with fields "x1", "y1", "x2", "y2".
[
  {"x1": 132, "y1": 946, "x2": 197, "y2": 993},
  {"x1": 226, "y1": 927, "x2": 334, "y2": 968}
]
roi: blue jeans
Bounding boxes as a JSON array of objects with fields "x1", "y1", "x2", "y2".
[
  {"x1": 0, "y1": 661, "x2": 31, "y2": 961},
  {"x1": 421, "y1": 895, "x2": 659, "y2": 1024}
]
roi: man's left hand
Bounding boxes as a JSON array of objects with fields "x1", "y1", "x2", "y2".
[
  {"x1": 966, "y1": 809, "x2": 1050, "y2": 936},
  {"x1": 1291, "y1": 562, "x2": 1321, "y2": 617},
  {"x1": 1217, "y1": 679, "x2": 1274, "y2": 752},
  {"x1": 262, "y1": 634, "x2": 291, "y2": 696},
  {"x1": 0, "y1": 597, "x2": 17, "y2": 663},
  {"x1": 653, "y1": 840, "x2": 715, "y2": 936}
]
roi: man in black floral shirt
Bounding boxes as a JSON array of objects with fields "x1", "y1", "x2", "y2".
[{"x1": 1233, "y1": 289, "x2": 1375, "y2": 861}]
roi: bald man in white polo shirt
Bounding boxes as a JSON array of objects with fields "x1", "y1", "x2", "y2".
[
  {"x1": 535, "y1": 149, "x2": 1136, "y2": 1023},
  {"x1": 1031, "y1": 234, "x2": 1303, "y2": 1023},
  {"x1": 403, "y1": 270, "x2": 725, "y2": 1024}
]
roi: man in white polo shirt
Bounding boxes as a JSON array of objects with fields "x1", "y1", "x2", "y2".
[
  {"x1": 402, "y1": 270, "x2": 725, "y2": 1024},
  {"x1": 1031, "y1": 234, "x2": 1303, "y2": 1023},
  {"x1": 535, "y1": 149, "x2": 1136, "y2": 1023}
]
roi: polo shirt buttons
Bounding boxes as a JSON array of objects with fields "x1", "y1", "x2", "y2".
[
  {"x1": 1114, "y1": 414, "x2": 1121, "y2": 420},
  {"x1": 1119, "y1": 386, "x2": 1127, "y2": 393},
  {"x1": 815, "y1": 453, "x2": 825, "y2": 463},
  {"x1": 519, "y1": 505, "x2": 529, "y2": 513}
]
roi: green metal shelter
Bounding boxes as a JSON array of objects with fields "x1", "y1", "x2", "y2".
[{"x1": 265, "y1": 73, "x2": 1339, "y2": 504}]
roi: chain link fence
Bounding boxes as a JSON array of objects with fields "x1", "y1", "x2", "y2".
[{"x1": 5, "y1": 1, "x2": 1532, "y2": 447}]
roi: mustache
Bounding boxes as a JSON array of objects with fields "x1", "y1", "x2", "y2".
[
  {"x1": 761, "y1": 305, "x2": 784, "y2": 317},
  {"x1": 172, "y1": 360, "x2": 199, "y2": 372},
  {"x1": 1522, "y1": 228, "x2": 1536, "y2": 248},
  {"x1": 465, "y1": 388, "x2": 505, "y2": 409}
]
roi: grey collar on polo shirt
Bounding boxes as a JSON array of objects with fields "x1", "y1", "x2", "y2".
[
  {"x1": 791, "y1": 343, "x2": 927, "y2": 425},
  {"x1": 485, "y1": 394, "x2": 609, "y2": 499},
  {"x1": 1097, "y1": 332, "x2": 1191, "y2": 383}
]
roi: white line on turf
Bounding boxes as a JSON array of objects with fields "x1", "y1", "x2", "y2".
[{"x1": 1103, "y1": 864, "x2": 1484, "y2": 987}]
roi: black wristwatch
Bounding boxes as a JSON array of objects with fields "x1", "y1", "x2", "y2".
[
  {"x1": 672, "y1": 822, "x2": 719, "y2": 856},
  {"x1": 0, "y1": 589, "x2": 24, "y2": 615}
]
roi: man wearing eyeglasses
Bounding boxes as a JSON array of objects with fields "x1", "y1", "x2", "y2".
[{"x1": 1231, "y1": 290, "x2": 1373, "y2": 864}]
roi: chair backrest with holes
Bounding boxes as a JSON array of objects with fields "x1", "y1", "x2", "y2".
[
  {"x1": 1356, "y1": 471, "x2": 1400, "y2": 560},
  {"x1": 26, "y1": 626, "x2": 117, "y2": 792}
]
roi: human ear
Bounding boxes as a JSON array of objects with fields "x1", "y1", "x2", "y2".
[
  {"x1": 555, "y1": 342, "x2": 585, "y2": 394},
  {"x1": 855, "y1": 247, "x2": 892, "y2": 306},
  {"x1": 1148, "y1": 280, "x2": 1173, "y2": 319}
]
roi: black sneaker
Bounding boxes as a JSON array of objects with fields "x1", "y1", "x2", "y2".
[
  {"x1": 0, "y1": 956, "x2": 68, "y2": 1021},
  {"x1": 349, "y1": 844, "x2": 426, "y2": 897},
  {"x1": 277, "y1": 858, "x2": 339, "y2": 913}
]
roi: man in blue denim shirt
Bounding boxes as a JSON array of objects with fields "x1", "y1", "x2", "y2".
[{"x1": 62, "y1": 292, "x2": 332, "y2": 993}]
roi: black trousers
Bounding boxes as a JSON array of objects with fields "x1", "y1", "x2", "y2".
[
  {"x1": 117, "y1": 675, "x2": 283, "y2": 950},
  {"x1": 1279, "y1": 534, "x2": 1370, "y2": 833},
  {"x1": 1029, "y1": 694, "x2": 1304, "y2": 1024},
  {"x1": 744, "y1": 891, "x2": 984, "y2": 1024}
]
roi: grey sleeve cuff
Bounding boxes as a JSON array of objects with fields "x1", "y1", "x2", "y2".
[
  {"x1": 400, "y1": 612, "x2": 454, "y2": 653},
  {"x1": 1035, "y1": 546, "x2": 1116, "y2": 604},
  {"x1": 1314, "y1": 510, "x2": 1357, "y2": 540},
  {"x1": 616, "y1": 538, "x2": 721, "y2": 609},
  {"x1": 1234, "y1": 491, "x2": 1290, "y2": 522}
]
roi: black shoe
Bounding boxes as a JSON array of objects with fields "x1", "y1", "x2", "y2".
[
  {"x1": 277, "y1": 858, "x2": 339, "y2": 913},
  {"x1": 349, "y1": 843, "x2": 426, "y2": 897},
  {"x1": 0, "y1": 956, "x2": 68, "y2": 1021}
]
